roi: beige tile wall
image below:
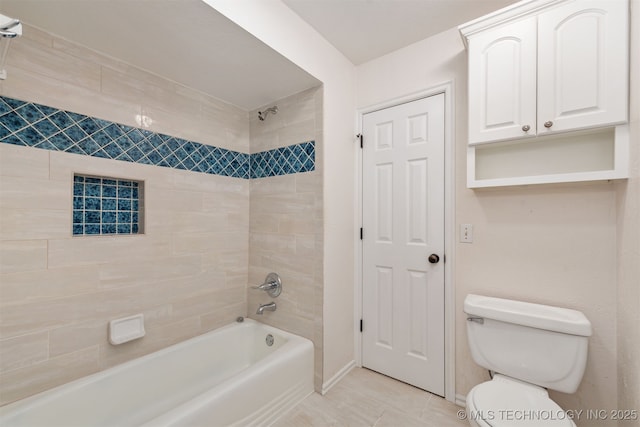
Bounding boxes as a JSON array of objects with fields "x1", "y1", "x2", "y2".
[
  {"x1": 247, "y1": 87, "x2": 324, "y2": 391},
  {"x1": 0, "y1": 25, "x2": 250, "y2": 405}
]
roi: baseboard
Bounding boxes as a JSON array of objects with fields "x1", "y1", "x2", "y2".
[
  {"x1": 321, "y1": 360, "x2": 356, "y2": 395},
  {"x1": 455, "y1": 393, "x2": 467, "y2": 407}
]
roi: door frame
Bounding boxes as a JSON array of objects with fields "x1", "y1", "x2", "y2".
[{"x1": 354, "y1": 81, "x2": 456, "y2": 402}]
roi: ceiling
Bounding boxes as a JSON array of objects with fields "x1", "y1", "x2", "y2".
[
  {"x1": 0, "y1": 0, "x2": 519, "y2": 109},
  {"x1": 282, "y1": 0, "x2": 520, "y2": 65},
  {"x1": 0, "y1": 0, "x2": 321, "y2": 111}
]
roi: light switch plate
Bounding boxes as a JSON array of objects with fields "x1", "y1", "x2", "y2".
[{"x1": 461, "y1": 224, "x2": 473, "y2": 243}]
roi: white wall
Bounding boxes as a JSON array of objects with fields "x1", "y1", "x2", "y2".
[
  {"x1": 204, "y1": 0, "x2": 358, "y2": 387},
  {"x1": 356, "y1": 20, "x2": 637, "y2": 424},
  {"x1": 616, "y1": 0, "x2": 640, "y2": 418}
]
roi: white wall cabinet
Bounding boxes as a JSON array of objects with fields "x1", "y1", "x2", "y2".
[
  {"x1": 537, "y1": 0, "x2": 628, "y2": 136},
  {"x1": 460, "y1": 0, "x2": 629, "y2": 187},
  {"x1": 467, "y1": 16, "x2": 537, "y2": 144}
]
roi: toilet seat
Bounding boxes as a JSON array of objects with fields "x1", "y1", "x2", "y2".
[{"x1": 467, "y1": 375, "x2": 575, "y2": 427}]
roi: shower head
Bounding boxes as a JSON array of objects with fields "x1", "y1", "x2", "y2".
[
  {"x1": 0, "y1": 14, "x2": 22, "y2": 80},
  {"x1": 258, "y1": 106, "x2": 278, "y2": 121}
]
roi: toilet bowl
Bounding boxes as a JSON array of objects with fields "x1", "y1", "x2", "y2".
[
  {"x1": 464, "y1": 294, "x2": 591, "y2": 427},
  {"x1": 466, "y1": 375, "x2": 575, "y2": 427}
]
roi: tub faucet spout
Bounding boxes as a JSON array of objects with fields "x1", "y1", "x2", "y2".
[{"x1": 256, "y1": 302, "x2": 276, "y2": 315}]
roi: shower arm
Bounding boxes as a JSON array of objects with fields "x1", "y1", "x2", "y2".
[
  {"x1": 0, "y1": 18, "x2": 20, "y2": 30},
  {"x1": 0, "y1": 18, "x2": 21, "y2": 40},
  {"x1": 0, "y1": 30, "x2": 18, "y2": 38},
  {"x1": 0, "y1": 14, "x2": 22, "y2": 80},
  {"x1": 258, "y1": 106, "x2": 278, "y2": 121}
]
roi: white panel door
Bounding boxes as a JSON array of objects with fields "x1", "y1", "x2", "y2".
[
  {"x1": 467, "y1": 16, "x2": 537, "y2": 144},
  {"x1": 362, "y1": 94, "x2": 445, "y2": 395},
  {"x1": 537, "y1": 0, "x2": 629, "y2": 134}
]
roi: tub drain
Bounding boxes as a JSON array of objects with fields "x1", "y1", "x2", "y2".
[{"x1": 265, "y1": 334, "x2": 274, "y2": 346}]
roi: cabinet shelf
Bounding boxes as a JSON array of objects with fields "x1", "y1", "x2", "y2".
[{"x1": 467, "y1": 125, "x2": 629, "y2": 188}]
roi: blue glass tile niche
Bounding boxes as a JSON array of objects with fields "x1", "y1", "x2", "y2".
[
  {"x1": 0, "y1": 95, "x2": 316, "y2": 179},
  {"x1": 73, "y1": 175, "x2": 143, "y2": 236}
]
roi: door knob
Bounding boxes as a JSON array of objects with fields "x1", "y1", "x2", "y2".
[{"x1": 428, "y1": 254, "x2": 440, "y2": 264}]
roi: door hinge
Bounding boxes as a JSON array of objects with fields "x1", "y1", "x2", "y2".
[
  {"x1": 360, "y1": 319, "x2": 363, "y2": 332},
  {"x1": 357, "y1": 133, "x2": 363, "y2": 148},
  {"x1": 360, "y1": 227, "x2": 363, "y2": 240}
]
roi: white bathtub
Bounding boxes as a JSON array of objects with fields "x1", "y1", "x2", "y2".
[{"x1": 0, "y1": 319, "x2": 314, "y2": 427}]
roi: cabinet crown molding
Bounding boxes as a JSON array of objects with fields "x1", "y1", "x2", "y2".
[{"x1": 459, "y1": 0, "x2": 567, "y2": 47}]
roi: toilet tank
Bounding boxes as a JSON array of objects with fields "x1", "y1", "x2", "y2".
[{"x1": 464, "y1": 294, "x2": 592, "y2": 393}]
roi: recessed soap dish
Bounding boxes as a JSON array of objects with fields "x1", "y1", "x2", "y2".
[{"x1": 109, "y1": 314, "x2": 145, "y2": 345}]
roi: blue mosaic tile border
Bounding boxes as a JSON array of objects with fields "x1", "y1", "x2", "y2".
[
  {"x1": 73, "y1": 175, "x2": 142, "y2": 236},
  {"x1": 0, "y1": 96, "x2": 315, "y2": 179},
  {"x1": 250, "y1": 141, "x2": 315, "y2": 179}
]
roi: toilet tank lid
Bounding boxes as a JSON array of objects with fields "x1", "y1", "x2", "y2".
[{"x1": 464, "y1": 294, "x2": 592, "y2": 337}]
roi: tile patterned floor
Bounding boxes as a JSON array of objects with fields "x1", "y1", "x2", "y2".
[{"x1": 273, "y1": 367, "x2": 469, "y2": 427}]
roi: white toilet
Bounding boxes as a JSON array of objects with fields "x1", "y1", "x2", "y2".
[{"x1": 464, "y1": 294, "x2": 592, "y2": 427}]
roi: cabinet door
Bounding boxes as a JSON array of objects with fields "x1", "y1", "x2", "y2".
[
  {"x1": 537, "y1": 0, "x2": 628, "y2": 135},
  {"x1": 468, "y1": 16, "x2": 537, "y2": 145}
]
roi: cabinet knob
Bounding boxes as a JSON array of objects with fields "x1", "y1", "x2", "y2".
[
  {"x1": 544, "y1": 121, "x2": 553, "y2": 128},
  {"x1": 522, "y1": 125, "x2": 530, "y2": 132}
]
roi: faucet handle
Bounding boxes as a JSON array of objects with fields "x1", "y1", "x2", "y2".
[
  {"x1": 251, "y1": 273, "x2": 282, "y2": 297},
  {"x1": 252, "y1": 281, "x2": 277, "y2": 291}
]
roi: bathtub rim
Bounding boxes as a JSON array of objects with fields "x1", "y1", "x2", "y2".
[{"x1": 0, "y1": 318, "x2": 311, "y2": 421}]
